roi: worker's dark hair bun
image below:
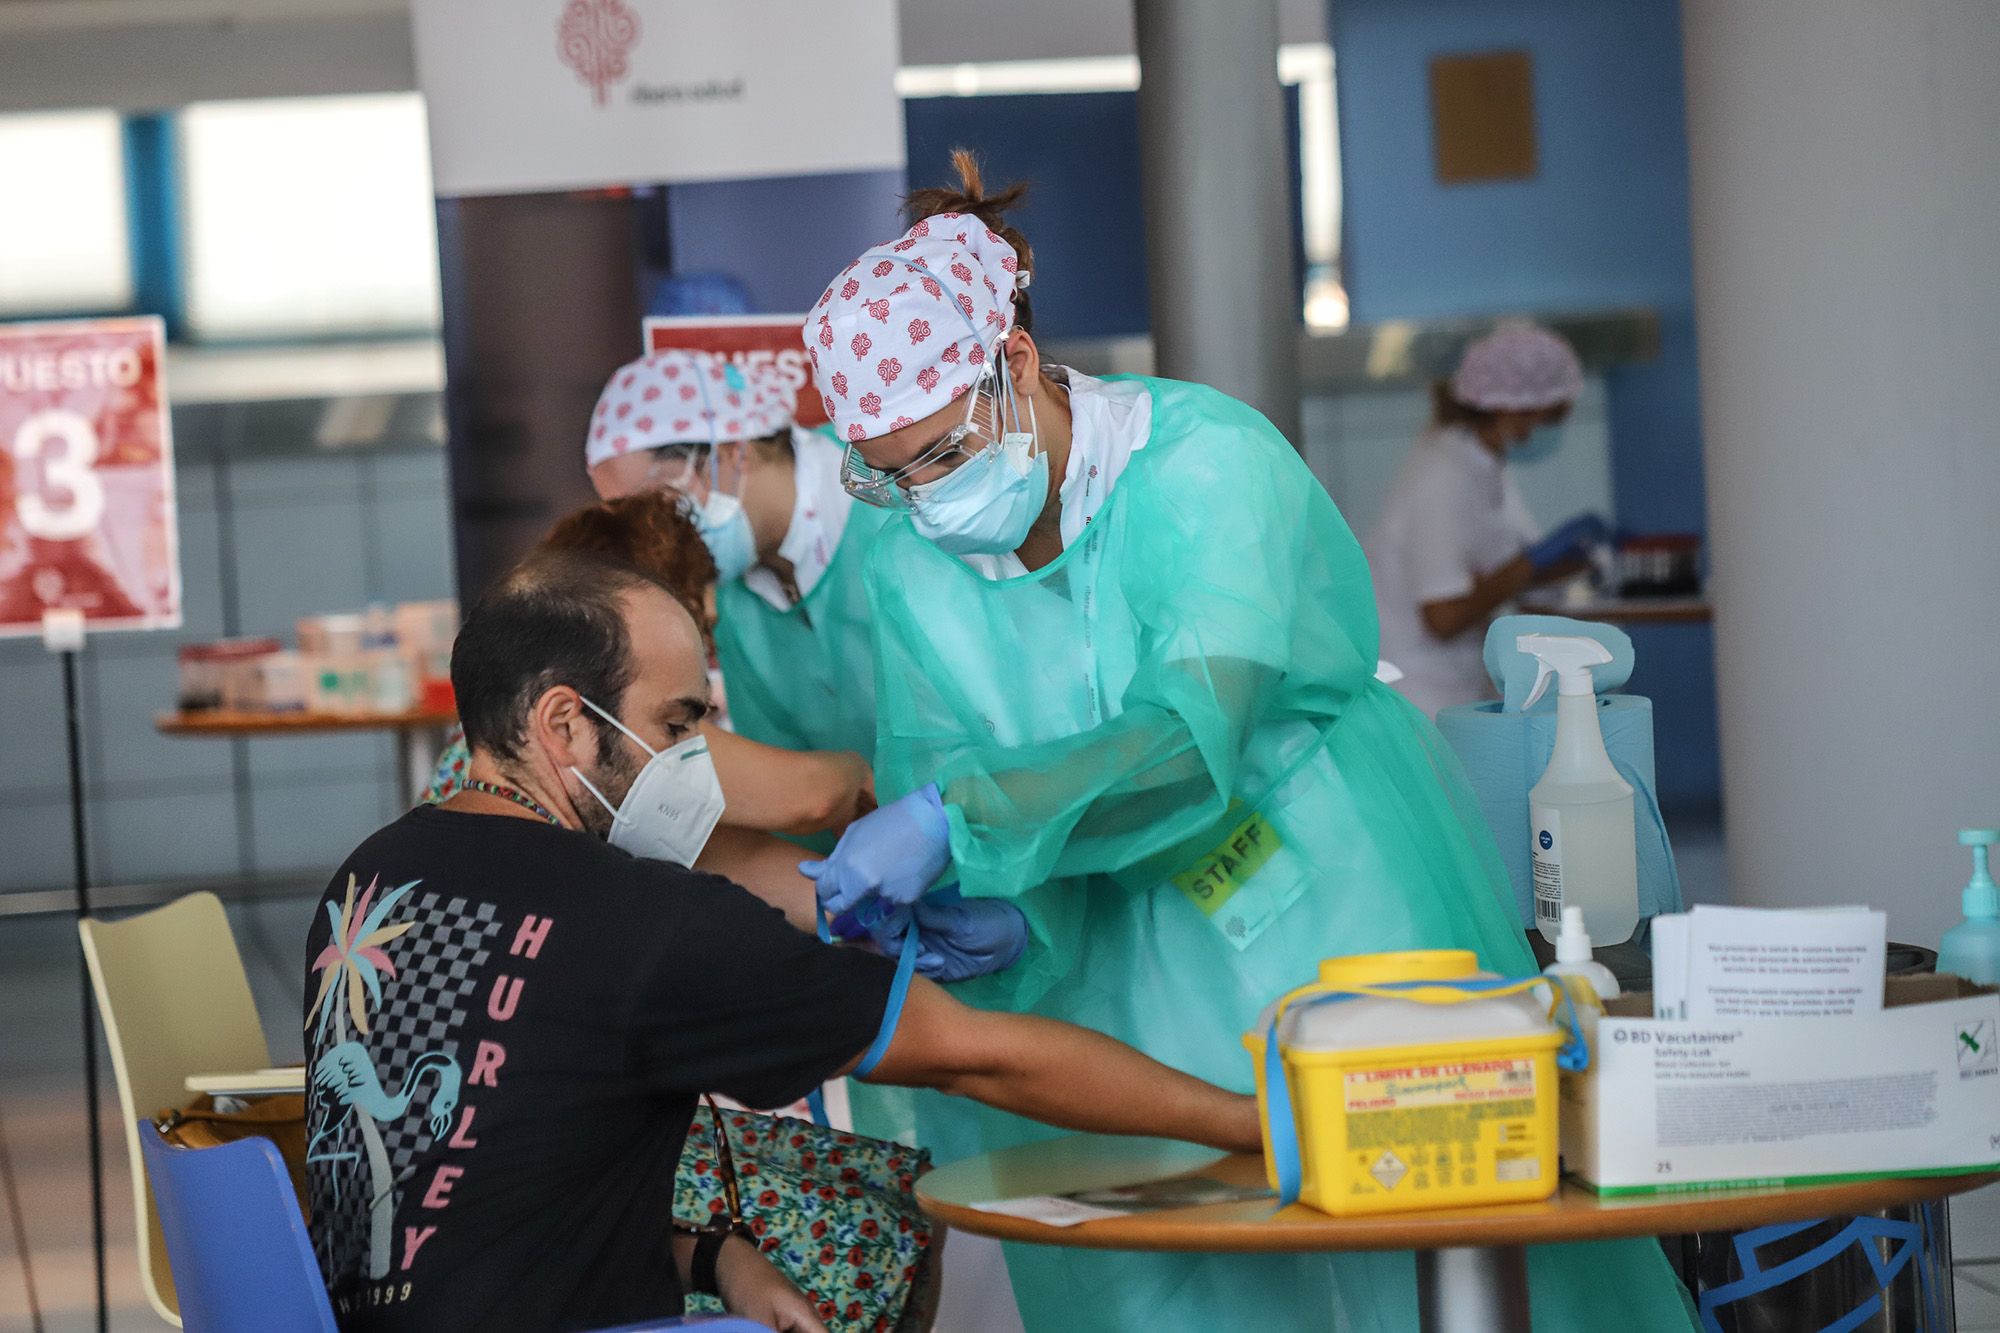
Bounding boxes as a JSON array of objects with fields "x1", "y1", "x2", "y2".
[{"x1": 906, "y1": 149, "x2": 1036, "y2": 334}]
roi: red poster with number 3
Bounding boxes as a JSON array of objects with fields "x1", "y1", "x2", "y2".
[{"x1": 0, "y1": 317, "x2": 180, "y2": 638}]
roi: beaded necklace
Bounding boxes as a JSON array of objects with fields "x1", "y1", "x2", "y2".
[{"x1": 460, "y1": 779, "x2": 563, "y2": 828}]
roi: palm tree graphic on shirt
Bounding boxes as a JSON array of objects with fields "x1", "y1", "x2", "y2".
[{"x1": 306, "y1": 874, "x2": 464, "y2": 1280}]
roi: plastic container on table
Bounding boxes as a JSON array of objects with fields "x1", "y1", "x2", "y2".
[{"x1": 1244, "y1": 949, "x2": 1564, "y2": 1217}]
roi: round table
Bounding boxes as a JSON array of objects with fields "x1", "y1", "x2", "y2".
[{"x1": 916, "y1": 1135, "x2": 1995, "y2": 1332}]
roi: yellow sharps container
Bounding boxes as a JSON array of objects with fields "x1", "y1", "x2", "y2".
[{"x1": 1243, "y1": 949, "x2": 1564, "y2": 1216}]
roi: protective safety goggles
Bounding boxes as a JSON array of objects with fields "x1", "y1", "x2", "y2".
[
  {"x1": 643, "y1": 441, "x2": 746, "y2": 504},
  {"x1": 840, "y1": 351, "x2": 1029, "y2": 511}
]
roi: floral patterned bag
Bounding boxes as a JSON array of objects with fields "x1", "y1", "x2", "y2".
[{"x1": 676, "y1": 1098, "x2": 942, "y2": 1333}]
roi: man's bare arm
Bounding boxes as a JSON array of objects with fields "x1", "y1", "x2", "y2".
[{"x1": 848, "y1": 977, "x2": 1260, "y2": 1153}]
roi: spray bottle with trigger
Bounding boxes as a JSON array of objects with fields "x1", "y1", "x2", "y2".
[{"x1": 1520, "y1": 634, "x2": 1640, "y2": 946}]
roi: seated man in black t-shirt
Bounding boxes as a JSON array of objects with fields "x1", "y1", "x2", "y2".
[{"x1": 304, "y1": 549, "x2": 1259, "y2": 1333}]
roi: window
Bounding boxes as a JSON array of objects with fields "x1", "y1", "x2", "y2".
[
  {"x1": 0, "y1": 111, "x2": 133, "y2": 316},
  {"x1": 179, "y1": 94, "x2": 442, "y2": 340},
  {"x1": 1280, "y1": 44, "x2": 1350, "y2": 331}
]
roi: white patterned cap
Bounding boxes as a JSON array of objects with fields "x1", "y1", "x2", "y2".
[
  {"x1": 1449, "y1": 322, "x2": 1584, "y2": 412},
  {"x1": 584, "y1": 349, "x2": 751, "y2": 469},
  {"x1": 741, "y1": 360, "x2": 798, "y2": 439},
  {"x1": 802, "y1": 212, "x2": 1026, "y2": 443}
]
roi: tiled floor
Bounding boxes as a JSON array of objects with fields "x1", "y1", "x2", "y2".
[{"x1": 4, "y1": 811, "x2": 1991, "y2": 1330}]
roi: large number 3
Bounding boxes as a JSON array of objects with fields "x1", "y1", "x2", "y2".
[{"x1": 13, "y1": 409, "x2": 105, "y2": 541}]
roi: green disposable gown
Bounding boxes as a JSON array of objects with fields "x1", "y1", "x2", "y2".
[
  {"x1": 851, "y1": 376, "x2": 1694, "y2": 1332},
  {"x1": 712, "y1": 494, "x2": 894, "y2": 764}
]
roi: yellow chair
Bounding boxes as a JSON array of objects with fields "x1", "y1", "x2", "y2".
[{"x1": 79, "y1": 891, "x2": 272, "y2": 1327}]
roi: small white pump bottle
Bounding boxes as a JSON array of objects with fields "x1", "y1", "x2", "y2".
[
  {"x1": 1520, "y1": 633, "x2": 1640, "y2": 946},
  {"x1": 1542, "y1": 905, "x2": 1622, "y2": 1003}
]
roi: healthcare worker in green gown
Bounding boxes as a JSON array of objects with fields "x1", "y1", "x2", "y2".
[
  {"x1": 589, "y1": 351, "x2": 893, "y2": 769},
  {"x1": 799, "y1": 153, "x2": 1696, "y2": 1332}
]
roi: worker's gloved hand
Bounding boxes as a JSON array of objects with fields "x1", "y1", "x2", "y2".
[
  {"x1": 1526, "y1": 512, "x2": 1611, "y2": 575},
  {"x1": 799, "y1": 783, "x2": 951, "y2": 917},
  {"x1": 896, "y1": 890, "x2": 1027, "y2": 983}
]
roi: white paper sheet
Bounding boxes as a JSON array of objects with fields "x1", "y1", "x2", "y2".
[
  {"x1": 1680, "y1": 905, "x2": 1886, "y2": 1020},
  {"x1": 966, "y1": 1196, "x2": 1127, "y2": 1228}
]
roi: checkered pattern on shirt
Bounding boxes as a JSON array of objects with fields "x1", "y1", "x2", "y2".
[{"x1": 309, "y1": 890, "x2": 502, "y2": 1282}]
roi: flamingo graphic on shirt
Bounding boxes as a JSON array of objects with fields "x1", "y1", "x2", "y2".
[
  {"x1": 306, "y1": 874, "x2": 464, "y2": 1280},
  {"x1": 315, "y1": 1045, "x2": 461, "y2": 1140}
]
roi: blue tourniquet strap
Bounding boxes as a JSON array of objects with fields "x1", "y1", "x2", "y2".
[{"x1": 853, "y1": 912, "x2": 919, "y2": 1079}]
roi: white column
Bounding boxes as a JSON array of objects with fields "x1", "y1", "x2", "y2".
[
  {"x1": 1682, "y1": 0, "x2": 2000, "y2": 945},
  {"x1": 1134, "y1": 0, "x2": 1301, "y2": 443}
]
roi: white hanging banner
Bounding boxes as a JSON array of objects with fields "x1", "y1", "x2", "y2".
[{"x1": 410, "y1": 0, "x2": 906, "y2": 197}]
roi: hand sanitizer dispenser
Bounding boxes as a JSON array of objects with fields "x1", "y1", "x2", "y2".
[
  {"x1": 1939, "y1": 829, "x2": 2000, "y2": 986},
  {"x1": 1519, "y1": 634, "x2": 1640, "y2": 945}
]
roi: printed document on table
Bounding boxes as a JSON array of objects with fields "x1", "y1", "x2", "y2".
[
  {"x1": 967, "y1": 1196, "x2": 1127, "y2": 1227},
  {"x1": 1683, "y1": 906, "x2": 1885, "y2": 1020},
  {"x1": 969, "y1": 1174, "x2": 1271, "y2": 1226}
]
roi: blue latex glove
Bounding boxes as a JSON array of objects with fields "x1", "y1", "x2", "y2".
[
  {"x1": 799, "y1": 783, "x2": 951, "y2": 917},
  {"x1": 1526, "y1": 513, "x2": 1611, "y2": 575},
  {"x1": 870, "y1": 889, "x2": 1027, "y2": 983}
]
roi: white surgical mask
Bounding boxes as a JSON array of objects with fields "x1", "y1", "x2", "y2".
[
  {"x1": 908, "y1": 385, "x2": 1046, "y2": 556},
  {"x1": 570, "y1": 695, "x2": 725, "y2": 866}
]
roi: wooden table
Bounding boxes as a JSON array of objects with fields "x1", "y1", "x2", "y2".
[
  {"x1": 157, "y1": 707, "x2": 456, "y2": 798},
  {"x1": 1517, "y1": 595, "x2": 1713, "y2": 625},
  {"x1": 917, "y1": 1135, "x2": 1995, "y2": 1332}
]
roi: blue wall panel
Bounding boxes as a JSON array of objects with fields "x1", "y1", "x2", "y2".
[
  {"x1": 903, "y1": 92, "x2": 1153, "y2": 340},
  {"x1": 663, "y1": 169, "x2": 908, "y2": 318},
  {"x1": 663, "y1": 95, "x2": 1154, "y2": 340}
]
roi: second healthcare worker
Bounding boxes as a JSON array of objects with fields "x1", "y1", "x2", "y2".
[
  {"x1": 589, "y1": 351, "x2": 892, "y2": 768},
  {"x1": 1367, "y1": 322, "x2": 1610, "y2": 717},
  {"x1": 799, "y1": 155, "x2": 1692, "y2": 1331}
]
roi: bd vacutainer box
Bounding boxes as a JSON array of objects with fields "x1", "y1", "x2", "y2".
[{"x1": 1567, "y1": 974, "x2": 2000, "y2": 1194}]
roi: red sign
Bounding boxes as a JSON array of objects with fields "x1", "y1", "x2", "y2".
[
  {"x1": 0, "y1": 317, "x2": 180, "y2": 638},
  {"x1": 643, "y1": 314, "x2": 825, "y2": 428}
]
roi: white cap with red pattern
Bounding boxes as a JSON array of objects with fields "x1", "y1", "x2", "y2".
[
  {"x1": 583, "y1": 349, "x2": 753, "y2": 470},
  {"x1": 741, "y1": 361, "x2": 798, "y2": 439},
  {"x1": 801, "y1": 213, "x2": 1026, "y2": 444},
  {"x1": 1449, "y1": 322, "x2": 1584, "y2": 413}
]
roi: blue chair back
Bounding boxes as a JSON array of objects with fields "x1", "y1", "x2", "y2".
[
  {"x1": 139, "y1": 1120, "x2": 773, "y2": 1333},
  {"x1": 138, "y1": 1121, "x2": 336, "y2": 1332}
]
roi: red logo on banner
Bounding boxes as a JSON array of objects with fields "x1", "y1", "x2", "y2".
[
  {"x1": 557, "y1": 0, "x2": 641, "y2": 108},
  {"x1": 642, "y1": 316, "x2": 828, "y2": 428},
  {"x1": 0, "y1": 318, "x2": 179, "y2": 637}
]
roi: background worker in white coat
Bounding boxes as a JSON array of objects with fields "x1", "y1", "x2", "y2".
[{"x1": 1367, "y1": 322, "x2": 1610, "y2": 717}]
